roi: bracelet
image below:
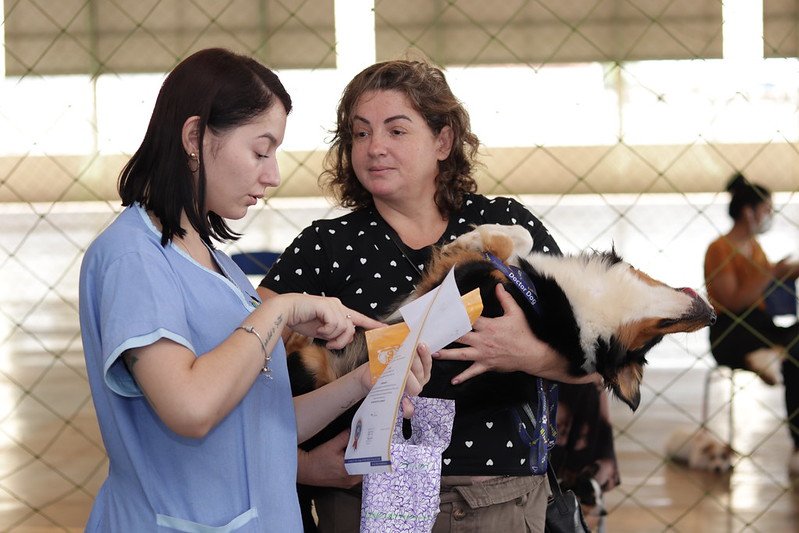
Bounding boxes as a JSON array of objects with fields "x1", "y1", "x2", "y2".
[{"x1": 236, "y1": 325, "x2": 272, "y2": 379}]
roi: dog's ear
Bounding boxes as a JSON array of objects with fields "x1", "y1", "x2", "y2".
[
  {"x1": 609, "y1": 362, "x2": 643, "y2": 411},
  {"x1": 596, "y1": 335, "x2": 644, "y2": 410},
  {"x1": 701, "y1": 442, "x2": 716, "y2": 456},
  {"x1": 582, "y1": 462, "x2": 601, "y2": 478},
  {"x1": 724, "y1": 444, "x2": 737, "y2": 459}
]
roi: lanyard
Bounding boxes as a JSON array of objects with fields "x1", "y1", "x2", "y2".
[
  {"x1": 483, "y1": 252, "x2": 542, "y2": 315},
  {"x1": 483, "y1": 251, "x2": 557, "y2": 474}
]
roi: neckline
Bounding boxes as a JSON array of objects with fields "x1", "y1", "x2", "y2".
[
  {"x1": 134, "y1": 203, "x2": 223, "y2": 274},
  {"x1": 371, "y1": 206, "x2": 452, "y2": 252}
]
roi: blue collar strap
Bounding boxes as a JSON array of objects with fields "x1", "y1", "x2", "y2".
[{"x1": 483, "y1": 252, "x2": 542, "y2": 315}]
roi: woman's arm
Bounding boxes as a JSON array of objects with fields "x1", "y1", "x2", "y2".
[
  {"x1": 706, "y1": 265, "x2": 771, "y2": 313},
  {"x1": 124, "y1": 293, "x2": 377, "y2": 438},
  {"x1": 258, "y1": 286, "x2": 295, "y2": 343},
  {"x1": 293, "y1": 344, "x2": 433, "y2": 443},
  {"x1": 433, "y1": 283, "x2": 596, "y2": 384}
]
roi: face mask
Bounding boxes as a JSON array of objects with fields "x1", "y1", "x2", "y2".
[{"x1": 756, "y1": 213, "x2": 773, "y2": 234}]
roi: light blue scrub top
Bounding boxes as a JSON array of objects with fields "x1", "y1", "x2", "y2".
[{"x1": 79, "y1": 204, "x2": 302, "y2": 532}]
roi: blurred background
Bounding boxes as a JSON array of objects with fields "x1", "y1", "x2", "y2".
[{"x1": 1, "y1": 1, "x2": 798, "y2": 531}]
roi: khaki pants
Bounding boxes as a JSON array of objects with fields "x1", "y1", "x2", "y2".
[{"x1": 314, "y1": 475, "x2": 549, "y2": 533}]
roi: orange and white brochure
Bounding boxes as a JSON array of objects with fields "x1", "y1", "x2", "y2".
[
  {"x1": 344, "y1": 268, "x2": 483, "y2": 475},
  {"x1": 364, "y1": 288, "x2": 483, "y2": 383}
]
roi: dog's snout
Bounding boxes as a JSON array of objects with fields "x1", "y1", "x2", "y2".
[{"x1": 680, "y1": 287, "x2": 698, "y2": 298}]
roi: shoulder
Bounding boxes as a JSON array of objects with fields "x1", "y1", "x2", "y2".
[
  {"x1": 459, "y1": 194, "x2": 559, "y2": 255},
  {"x1": 85, "y1": 206, "x2": 162, "y2": 266},
  {"x1": 459, "y1": 194, "x2": 536, "y2": 224},
  {"x1": 298, "y1": 209, "x2": 379, "y2": 240},
  {"x1": 706, "y1": 236, "x2": 731, "y2": 256},
  {"x1": 704, "y1": 237, "x2": 736, "y2": 270}
]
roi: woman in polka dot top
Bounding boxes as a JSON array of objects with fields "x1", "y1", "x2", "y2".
[{"x1": 259, "y1": 59, "x2": 596, "y2": 533}]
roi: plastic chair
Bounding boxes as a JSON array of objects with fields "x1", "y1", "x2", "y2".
[
  {"x1": 230, "y1": 250, "x2": 280, "y2": 276},
  {"x1": 700, "y1": 365, "x2": 740, "y2": 448}
]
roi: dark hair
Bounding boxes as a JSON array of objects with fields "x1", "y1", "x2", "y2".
[
  {"x1": 320, "y1": 60, "x2": 479, "y2": 215},
  {"x1": 118, "y1": 48, "x2": 292, "y2": 246},
  {"x1": 726, "y1": 172, "x2": 771, "y2": 220}
]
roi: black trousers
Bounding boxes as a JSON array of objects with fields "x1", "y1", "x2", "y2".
[{"x1": 709, "y1": 309, "x2": 799, "y2": 448}]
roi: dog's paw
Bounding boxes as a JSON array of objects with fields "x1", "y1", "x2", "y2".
[{"x1": 445, "y1": 224, "x2": 533, "y2": 265}]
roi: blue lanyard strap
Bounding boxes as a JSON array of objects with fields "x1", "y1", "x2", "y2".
[
  {"x1": 513, "y1": 379, "x2": 559, "y2": 475},
  {"x1": 483, "y1": 251, "x2": 555, "y2": 474},
  {"x1": 483, "y1": 252, "x2": 542, "y2": 315}
]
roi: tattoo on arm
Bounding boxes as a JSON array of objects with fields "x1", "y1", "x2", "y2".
[
  {"x1": 263, "y1": 315, "x2": 283, "y2": 347},
  {"x1": 123, "y1": 352, "x2": 139, "y2": 373},
  {"x1": 340, "y1": 398, "x2": 358, "y2": 411}
]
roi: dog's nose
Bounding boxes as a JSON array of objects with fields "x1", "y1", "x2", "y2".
[{"x1": 709, "y1": 311, "x2": 717, "y2": 325}]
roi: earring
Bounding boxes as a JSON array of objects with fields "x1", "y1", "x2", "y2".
[{"x1": 188, "y1": 152, "x2": 199, "y2": 173}]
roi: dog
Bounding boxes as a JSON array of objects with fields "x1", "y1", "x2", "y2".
[
  {"x1": 665, "y1": 426, "x2": 735, "y2": 473},
  {"x1": 286, "y1": 223, "x2": 716, "y2": 416},
  {"x1": 560, "y1": 467, "x2": 607, "y2": 533}
]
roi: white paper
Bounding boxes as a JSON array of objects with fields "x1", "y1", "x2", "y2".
[
  {"x1": 400, "y1": 268, "x2": 472, "y2": 353},
  {"x1": 344, "y1": 267, "x2": 473, "y2": 474}
]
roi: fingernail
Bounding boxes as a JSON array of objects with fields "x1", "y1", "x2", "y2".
[{"x1": 451, "y1": 378, "x2": 460, "y2": 385}]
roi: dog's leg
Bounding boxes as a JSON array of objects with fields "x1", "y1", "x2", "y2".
[
  {"x1": 744, "y1": 347, "x2": 785, "y2": 386},
  {"x1": 443, "y1": 224, "x2": 533, "y2": 266},
  {"x1": 286, "y1": 331, "x2": 370, "y2": 390}
]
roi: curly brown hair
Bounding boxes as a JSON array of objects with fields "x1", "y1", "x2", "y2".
[{"x1": 320, "y1": 60, "x2": 480, "y2": 216}]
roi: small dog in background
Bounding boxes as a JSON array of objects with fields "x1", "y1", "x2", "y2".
[
  {"x1": 560, "y1": 465, "x2": 607, "y2": 533},
  {"x1": 665, "y1": 426, "x2": 735, "y2": 473}
]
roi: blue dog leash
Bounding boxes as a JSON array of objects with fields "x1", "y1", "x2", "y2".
[{"x1": 483, "y1": 251, "x2": 558, "y2": 475}]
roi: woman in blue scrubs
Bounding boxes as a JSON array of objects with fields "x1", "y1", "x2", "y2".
[{"x1": 78, "y1": 48, "x2": 431, "y2": 532}]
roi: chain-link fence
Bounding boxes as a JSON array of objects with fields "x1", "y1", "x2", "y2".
[{"x1": 2, "y1": 1, "x2": 798, "y2": 531}]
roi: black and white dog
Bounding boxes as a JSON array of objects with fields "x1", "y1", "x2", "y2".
[{"x1": 287, "y1": 223, "x2": 716, "y2": 414}]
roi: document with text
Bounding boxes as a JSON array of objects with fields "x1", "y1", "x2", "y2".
[{"x1": 344, "y1": 268, "x2": 482, "y2": 474}]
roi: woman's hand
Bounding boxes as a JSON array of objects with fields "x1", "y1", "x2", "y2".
[
  {"x1": 297, "y1": 430, "x2": 362, "y2": 488},
  {"x1": 773, "y1": 257, "x2": 799, "y2": 281},
  {"x1": 355, "y1": 342, "x2": 433, "y2": 418},
  {"x1": 401, "y1": 343, "x2": 433, "y2": 417},
  {"x1": 433, "y1": 284, "x2": 595, "y2": 384},
  {"x1": 273, "y1": 293, "x2": 384, "y2": 349}
]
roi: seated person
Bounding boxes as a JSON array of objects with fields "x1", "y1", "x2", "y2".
[{"x1": 703, "y1": 172, "x2": 799, "y2": 474}]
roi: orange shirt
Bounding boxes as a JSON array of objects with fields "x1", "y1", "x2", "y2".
[{"x1": 704, "y1": 236, "x2": 769, "y2": 313}]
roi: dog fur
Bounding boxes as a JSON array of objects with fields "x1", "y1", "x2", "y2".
[
  {"x1": 286, "y1": 223, "x2": 716, "y2": 416},
  {"x1": 665, "y1": 426, "x2": 735, "y2": 473}
]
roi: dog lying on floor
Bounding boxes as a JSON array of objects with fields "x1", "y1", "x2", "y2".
[
  {"x1": 665, "y1": 426, "x2": 735, "y2": 473},
  {"x1": 287, "y1": 223, "x2": 716, "y2": 415}
]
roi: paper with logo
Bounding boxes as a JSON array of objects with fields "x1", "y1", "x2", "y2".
[
  {"x1": 360, "y1": 397, "x2": 456, "y2": 532},
  {"x1": 344, "y1": 268, "x2": 479, "y2": 475},
  {"x1": 365, "y1": 288, "x2": 482, "y2": 383}
]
